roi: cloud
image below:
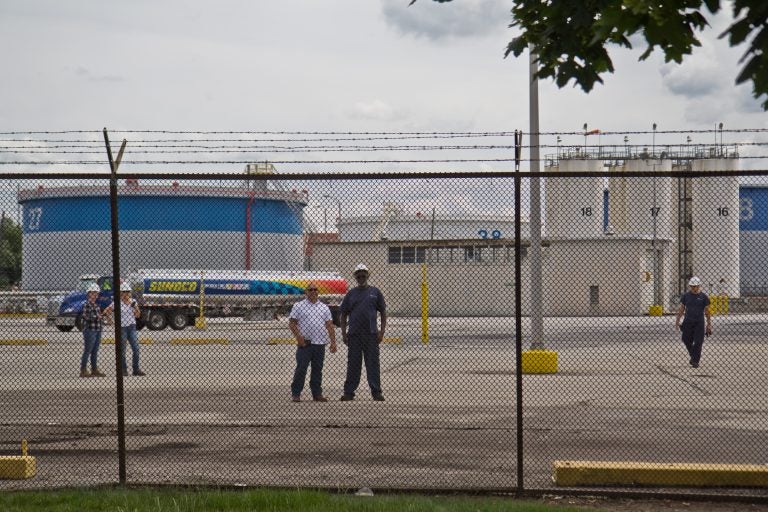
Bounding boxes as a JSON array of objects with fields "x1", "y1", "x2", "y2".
[
  {"x1": 347, "y1": 99, "x2": 406, "y2": 121},
  {"x1": 381, "y1": 0, "x2": 508, "y2": 41},
  {"x1": 659, "y1": 60, "x2": 725, "y2": 99}
]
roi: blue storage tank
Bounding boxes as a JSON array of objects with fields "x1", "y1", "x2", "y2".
[
  {"x1": 18, "y1": 183, "x2": 307, "y2": 290},
  {"x1": 739, "y1": 185, "x2": 768, "y2": 295}
]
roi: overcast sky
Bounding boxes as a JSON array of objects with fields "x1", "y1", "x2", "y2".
[
  {"x1": 1, "y1": 0, "x2": 766, "y2": 222},
  {"x1": 1, "y1": 1, "x2": 765, "y2": 136}
]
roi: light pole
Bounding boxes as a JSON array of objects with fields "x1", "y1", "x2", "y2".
[{"x1": 624, "y1": 136, "x2": 629, "y2": 158}]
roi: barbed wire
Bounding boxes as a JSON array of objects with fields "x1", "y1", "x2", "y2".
[
  {"x1": 2, "y1": 142, "x2": 768, "y2": 154},
  {"x1": 0, "y1": 128, "x2": 767, "y2": 141}
]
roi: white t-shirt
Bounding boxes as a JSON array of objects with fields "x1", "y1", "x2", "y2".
[
  {"x1": 110, "y1": 300, "x2": 138, "y2": 327},
  {"x1": 289, "y1": 299, "x2": 332, "y2": 345}
]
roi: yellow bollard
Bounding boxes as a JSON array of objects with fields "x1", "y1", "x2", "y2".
[
  {"x1": 195, "y1": 271, "x2": 207, "y2": 330},
  {"x1": 722, "y1": 295, "x2": 729, "y2": 315},
  {"x1": 21, "y1": 439, "x2": 27, "y2": 456}
]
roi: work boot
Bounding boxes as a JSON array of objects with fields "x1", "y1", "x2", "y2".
[
  {"x1": 80, "y1": 369, "x2": 91, "y2": 378},
  {"x1": 91, "y1": 368, "x2": 106, "y2": 377}
]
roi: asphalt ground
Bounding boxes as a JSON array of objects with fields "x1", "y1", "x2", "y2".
[{"x1": 0, "y1": 314, "x2": 767, "y2": 496}]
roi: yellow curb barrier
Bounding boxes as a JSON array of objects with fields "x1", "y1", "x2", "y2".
[
  {"x1": 268, "y1": 337, "x2": 296, "y2": 345},
  {"x1": 101, "y1": 338, "x2": 154, "y2": 345},
  {"x1": 522, "y1": 349, "x2": 558, "y2": 374},
  {"x1": 648, "y1": 304, "x2": 663, "y2": 316},
  {"x1": 170, "y1": 338, "x2": 229, "y2": 345},
  {"x1": 0, "y1": 440, "x2": 36, "y2": 479},
  {"x1": 0, "y1": 313, "x2": 45, "y2": 318},
  {"x1": 554, "y1": 460, "x2": 768, "y2": 487},
  {"x1": 0, "y1": 339, "x2": 48, "y2": 346},
  {"x1": 382, "y1": 337, "x2": 402, "y2": 344}
]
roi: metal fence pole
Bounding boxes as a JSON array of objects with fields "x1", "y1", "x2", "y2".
[
  {"x1": 102, "y1": 128, "x2": 127, "y2": 485},
  {"x1": 514, "y1": 130, "x2": 525, "y2": 495}
]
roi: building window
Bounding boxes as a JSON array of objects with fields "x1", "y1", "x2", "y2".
[
  {"x1": 416, "y1": 247, "x2": 426, "y2": 263},
  {"x1": 402, "y1": 246, "x2": 415, "y2": 263},
  {"x1": 589, "y1": 285, "x2": 599, "y2": 305},
  {"x1": 388, "y1": 247, "x2": 401, "y2": 264}
]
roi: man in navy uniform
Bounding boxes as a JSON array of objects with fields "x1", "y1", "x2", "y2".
[
  {"x1": 675, "y1": 276, "x2": 713, "y2": 368},
  {"x1": 339, "y1": 264, "x2": 387, "y2": 401}
]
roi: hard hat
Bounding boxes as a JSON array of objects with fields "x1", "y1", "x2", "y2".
[
  {"x1": 353, "y1": 263, "x2": 369, "y2": 274},
  {"x1": 688, "y1": 276, "x2": 702, "y2": 287},
  {"x1": 86, "y1": 284, "x2": 100, "y2": 293},
  {"x1": 120, "y1": 282, "x2": 132, "y2": 292}
]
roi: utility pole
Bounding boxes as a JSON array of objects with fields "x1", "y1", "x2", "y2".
[{"x1": 528, "y1": 46, "x2": 544, "y2": 350}]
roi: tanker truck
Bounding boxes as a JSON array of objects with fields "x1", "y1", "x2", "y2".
[{"x1": 52, "y1": 269, "x2": 347, "y2": 332}]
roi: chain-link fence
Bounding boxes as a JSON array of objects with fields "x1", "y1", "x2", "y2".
[{"x1": 1, "y1": 133, "x2": 767, "y2": 497}]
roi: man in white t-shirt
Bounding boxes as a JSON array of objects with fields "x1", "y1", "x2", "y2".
[{"x1": 288, "y1": 282, "x2": 337, "y2": 402}]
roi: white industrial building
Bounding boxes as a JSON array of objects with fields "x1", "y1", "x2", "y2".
[{"x1": 314, "y1": 149, "x2": 739, "y2": 317}]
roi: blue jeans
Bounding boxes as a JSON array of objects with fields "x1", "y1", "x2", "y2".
[
  {"x1": 343, "y1": 334, "x2": 382, "y2": 396},
  {"x1": 120, "y1": 324, "x2": 141, "y2": 372},
  {"x1": 291, "y1": 344, "x2": 326, "y2": 397},
  {"x1": 681, "y1": 319, "x2": 705, "y2": 365},
  {"x1": 81, "y1": 329, "x2": 102, "y2": 370}
]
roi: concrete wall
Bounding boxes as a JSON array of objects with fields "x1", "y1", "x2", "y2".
[{"x1": 312, "y1": 238, "x2": 671, "y2": 317}]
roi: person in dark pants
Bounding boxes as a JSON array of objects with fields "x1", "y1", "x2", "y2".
[
  {"x1": 675, "y1": 276, "x2": 712, "y2": 368},
  {"x1": 339, "y1": 264, "x2": 387, "y2": 402},
  {"x1": 288, "y1": 282, "x2": 337, "y2": 402},
  {"x1": 80, "y1": 283, "x2": 106, "y2": 378}
]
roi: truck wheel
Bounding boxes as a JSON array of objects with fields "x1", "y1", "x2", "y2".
[
  {"x1": 147, "y1": 311, "x2": 167, "y2": 331},
  {"x1": 75, "y1": 315, "x2": 84, "y2": 332},
  {"x1": 169, "y1": 311, "x2": 188, "y2": 330},
  {"x1": 56, "y1": 325, "x2": 74, "y2": 332}
]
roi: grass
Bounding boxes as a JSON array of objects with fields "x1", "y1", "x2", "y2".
[{"x1": 0, "y1": 487, "x2": 588, "y2": 512}]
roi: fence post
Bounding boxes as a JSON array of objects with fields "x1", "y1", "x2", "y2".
[
  {"x1": 103, "y1": 128, "x2": 127, "y2": 485},
  {"x1": 514, "y1": 130, "x2": 525, "y2": 495}
]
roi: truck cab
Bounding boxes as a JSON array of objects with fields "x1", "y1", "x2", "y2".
[{"x1": 53, "y1": 275, "x2": 114, "y2": 332}]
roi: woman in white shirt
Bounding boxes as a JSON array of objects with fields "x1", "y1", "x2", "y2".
[{"x1": 104, "y1": 282, "x2": 146, "y2": 376}]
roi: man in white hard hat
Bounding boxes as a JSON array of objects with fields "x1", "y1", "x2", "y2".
[
  {"x1": 104, "y1": 282, "x2": 145, "y2": 376},
  {"x1": 675, "y1": 276, "x2": 712, "y2": 368},
  {"x1": 79, "y1": 283, "x2": 106, "y2": 378},
  {"x1": 339, "y1": 263, "x2": 387, "y2": 401}
]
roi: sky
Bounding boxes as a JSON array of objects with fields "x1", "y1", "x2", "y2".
[
  {"x1": 1, "y1": 1, "x2": 765, "y2": 139},
  {"x1": 0, "y1": 0, "x2": 766, "y2": 223}
]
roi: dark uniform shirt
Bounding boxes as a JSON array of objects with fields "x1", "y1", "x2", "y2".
[
  {"x1": 341, "y1": 285, "x2": 386, "y2": 335},
  {"x1": 680, "y1": 291, "x2": 709, "y2": 323}
]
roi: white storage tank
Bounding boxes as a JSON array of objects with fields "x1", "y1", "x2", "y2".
[
  {"x1": 545, "y1": 158, "x2": 604, "y2": 238},
  {"x1": 691, "y1": 158, "x2": 740, "y2": 297},
  {"x1": 609, "y1": 159, "x2": 673, "y2": 239}
]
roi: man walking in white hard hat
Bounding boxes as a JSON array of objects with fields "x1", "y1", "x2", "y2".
[
  {"x1": 675, "y1": 276, "x2": 712, "y2": 368},
  {"x1": 339, "y1": 264, "x2": 387, "y2": 401}
]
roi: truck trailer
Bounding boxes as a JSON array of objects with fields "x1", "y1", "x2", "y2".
[{"x1": 53, "y1": 269, "x2": 347, "y2": 331}]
